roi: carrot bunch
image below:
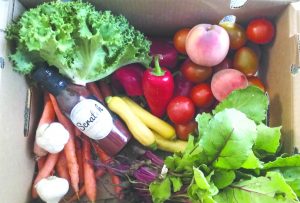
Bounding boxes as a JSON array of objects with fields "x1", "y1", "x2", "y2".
[{"x1": 31, "y1": 81, "x2": 123, "y2": 203}]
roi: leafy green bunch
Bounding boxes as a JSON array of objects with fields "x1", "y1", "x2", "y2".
[
  {"x1": 150, "y1": 86, "x2": 300, "y2": 203},
  {"x1": 6, "y1": 1, "x2": 151, "y2": 85}
]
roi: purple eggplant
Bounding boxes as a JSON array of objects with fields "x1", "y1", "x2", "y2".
[
  {"x1": 112, "y1": 63, "x2": 144, "y2": 96},
  {"x1": 150, "y1": 38, "x2": 179, "y2": 69},
  {"x1": 173, "y1": 72, "x2": 194, "y2": 97}
]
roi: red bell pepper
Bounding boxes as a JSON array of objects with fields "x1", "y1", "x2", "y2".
[{"x1": 143, "y1": 56, "x2": 174, "y2": 117}]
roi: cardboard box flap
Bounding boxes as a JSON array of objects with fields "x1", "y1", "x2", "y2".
[
  {"x1": 19, "y1": 0, "x2": 293, "y2": 36},
  {"x1": 265, "y1": 2, "x2": 300, "y2": 152},
  {"x1": 0, "y1": 1, "x2": 35, "y2": 203}
]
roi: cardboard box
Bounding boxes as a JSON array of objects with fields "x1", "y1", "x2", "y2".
[{"x1": 1, "y1": 0, "x2": 299, "y2": 202}]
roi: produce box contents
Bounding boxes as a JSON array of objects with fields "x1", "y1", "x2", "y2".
[{"x1": 4, "y1": 1, "x2": 300, "y2": 203}]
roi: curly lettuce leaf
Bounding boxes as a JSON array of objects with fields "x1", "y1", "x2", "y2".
[
  {"x1": 6, "y1": 1, "x2": 151, "y2": 84},
  {"x1": 214, "y1": 172, "x2": 299, "y2": 203},
  {"x1": 197, "y1": 108, "x2": 257, "y2": 169},
  {"x1": 214, "y1": 86, "x2": 268, "y2": 123}
]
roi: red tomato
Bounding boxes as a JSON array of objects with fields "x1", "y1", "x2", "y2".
[
  {"x1": 175, "y1": 120, "x2": 198, "y2": 141},
  {"x1": 180, "y1": 59, "x2": 213, "y2": 83},
  {"x1": 167, "y1": 96, "x2": 195, "y2": 125},
  {"x1": 246, "y1": 18, "x2": 275, "y2": 44},
  {"x1": 247, "y1": 76, "x2": 266, "y2": 92},
  {"x1": 173, "y1": 28, "x2": 191, "y2": 54},
  {"x1": 190, "y1": 83, "x2": 215, "y2": 108}
]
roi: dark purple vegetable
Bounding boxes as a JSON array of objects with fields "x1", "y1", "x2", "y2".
[
  {"x1": 134, "y1": 166, "x2": 157, "y2": 183},
  {"x1": 150, "y1": 38, "x2": 179, "y2": 69},
  {"x1": 174, "y1": 72, "x2": 194, "y2": 97},
  {"x1": 111, "y1": 73, "x2": 125, "y2": 94},
  {"x1": 112, "y1": 64, "x2": 144, "y2": 96}
]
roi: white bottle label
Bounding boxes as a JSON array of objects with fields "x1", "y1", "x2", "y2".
[{"x1": 70, "y1": 99, "x2": 113, "y2": 140}]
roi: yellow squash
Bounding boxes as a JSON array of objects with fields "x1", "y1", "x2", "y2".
[
  {"x1": 153, "y1": 131, "x2": 187, "y2": 153},
  {"x1": 106, "y1": 96, "x2": 156, "y2": 147},
  {"x1": 122, "y1": 97, "x2": 176, "y2": 140}
]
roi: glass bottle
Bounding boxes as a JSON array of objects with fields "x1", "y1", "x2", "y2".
[{"x1": 32, "y1": 66, "x2": 132, "y2": 156}]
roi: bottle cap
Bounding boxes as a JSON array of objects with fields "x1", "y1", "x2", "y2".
[{"x1": 32, "y1": 66, "x2": 69, "y2": 95}]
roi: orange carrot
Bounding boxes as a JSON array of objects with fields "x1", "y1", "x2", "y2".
[
  {"x1": 86, "y1": 82, "x2": 104, "y2": 102},
  {"x1": 95, "y1": 168, "x2": 106, "y2": 179},
  {"x1": 74, "y1": 126, "x2": 82, "y2": 138},
  {"x1": 75, "y1": 138, "x2": 84, "y2": 185},
  {"x1": 39, "y1": 93, "x2": 56, "y2": 125},
  {"x1": 66, "y1": 168, "x2": 106, "y2": 203},
  {"x1": 49, "y1": 94, "x2": 79, "y2": 194},
  {"x1": 92, "y1": 142, "x2": 112, "y2": 163},
  {"x1": 56, "y1": 152, "x2": 71, "y2": 183},
  {"x1": 32, "y1": 153, "x2": 59, "y2": 199},
  {"x1": 37, "y1": 156, "x2": 46, "y2": 171},
  {"x1": 92, "y1": 142, "x2": 123, "y2": 199},
  {"x1": 66, "y1": 185, "x2": 86, "y2": 203},
  {"x1": 98, "y1": 80, "x2": 113, "y2": 99},
  {"x1": 34, "y1": 92, "x2": 56, "y2": 157},
  {"x1": 111, "y1": 174, "x2": 123, "y2": 199},
  {"x1": 82, "y1": 137, "x2": 97, "y2": 202}
]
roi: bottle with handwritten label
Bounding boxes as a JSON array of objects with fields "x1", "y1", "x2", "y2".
[{"x1": 32, "y1": 66, "x2": 132, "y2": 156}]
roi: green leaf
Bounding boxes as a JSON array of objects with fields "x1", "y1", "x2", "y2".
[
  {"x1": 198, "y1": 108, "x2": 257, "y2": 169},
  {"x1": 196, "y1": 113, "x2": 212, "y2": 138},
  {"x1": 170, "y1": 176, "x2": 183, "y2": 192},
  {"x1": 214, "y1": 172, "x2": 299, "y2": 203},
  {"x1": 241, "y1": 151, "x2": 263, "y2": 169},
  {"x1": 187, "y1": 170, "x2": 219, "y2": 203},
  {"x1": 214, "y1": 86, "x2": 268, "y2": 123},
  {"x1": 166, "y1": 136, "x2": 203, "y2": 173},
  {"x1": 211, "y1": 169, "x2": 236, "y2": 189},
  {"x1": 263, "y1": 154, "x2": 300, "y2": 170},
  {"x1": 254, "y1": 123, "x2": 281, "y2": 154},
  {"x1": 149, "y1": 177, "x2": 171, "y2": 203},
  {"x1": 278, "y1": 167, "x2": 300, "y2": 198},
  {"x1": 193, "y1": 167, "x2": 210, "y2": 190}
]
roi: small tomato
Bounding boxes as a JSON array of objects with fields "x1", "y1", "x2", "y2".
[
  {"x1": 180, "y1": 59, "x2": 213, "y2": 83},
  {"x1": 246, "y1": 18, "x2": 275, "y2": 44},
  {"x1": 167, "y1": 96, "x2": 195, "y2": 124},
  {"x1": 175, "y1": 120, "x2": 197, "y2": 141},
  {"x1": 190, "y1": 83, "x2": 215, "y2": 108},
  {"x1": 173, "y1": 28, "x2": 191, "y2": 54}
]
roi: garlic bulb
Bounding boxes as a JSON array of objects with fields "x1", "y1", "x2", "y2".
[
  {"x1": 35, "y1": 176, "x2": 69, "y2": 203},
  {"x1": 36, "y1": 122, "x2": 69, "y2": 153}
]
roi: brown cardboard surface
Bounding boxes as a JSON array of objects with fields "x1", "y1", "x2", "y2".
[
  {"x1": 2, "y1": 0, "x2": 300, "y2": 202},
  {"x1": 19, "y1": 0, "x2": 294, "y2": 36},
  {"x1": 264, "y1": 2, "x2": 300, "y2": 152},
  {"x1": 0, "y1": 1, "x2": 35, "y2": 203}
]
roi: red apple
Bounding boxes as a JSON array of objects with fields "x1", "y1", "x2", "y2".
[{"x1": 185, "y1": 24, "x2": 230, "y2": 67}]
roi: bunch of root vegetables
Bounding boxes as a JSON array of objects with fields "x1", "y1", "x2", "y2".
[{"x1": 32, "y1": 82, "x2": 123, "y2": 203}]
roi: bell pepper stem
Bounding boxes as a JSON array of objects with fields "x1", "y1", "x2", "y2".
[{"x1": 153, "y1": 55, "x2": 165, "y2": 76}]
